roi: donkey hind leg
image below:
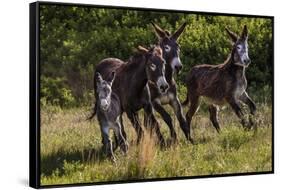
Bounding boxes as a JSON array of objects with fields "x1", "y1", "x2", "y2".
[
  {"x1": 101, "y1": 126, "x2": 116, "y2": 162},
  {"x1": 170, "y1": 97, "x2": 193, "y2": 143},
  {"x1": 112, "y1": 115, "x2": 127, "y2": 152},
  {"x1": 119, "y1": 114, "x2": 127, "y2": 140},
  {"x1": 185, "y1": 96, "x2": 200, "y2": 133},
  {"x1": 208, "y1": 104, "x2": 221, "y2": 133},
  {"x1": 126, "y1": 111, "x2": 143, "y2": 144},
  {"x1": 240, "y1": 92, "x2": 256, "y2": 128},
  {"x1": 227, "y1": 98, "x2": 249, "y2": 129},
  {"x1": 114, "y1": 118, "x2": 129, "y2": 154},
  {"x1": 152, "y1": 102, "x2": 177, "y2": 144},
  {"x1": 143, "y1": 103, "x2": 165, "y2": 146}
]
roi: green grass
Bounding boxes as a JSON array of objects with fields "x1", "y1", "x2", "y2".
[{"x1": 40, "y1": 103, "x2": 272, "y2": 186}]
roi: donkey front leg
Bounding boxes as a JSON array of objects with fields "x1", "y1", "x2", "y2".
[
  {"x1": 240, "y1": 92, "x2": 256, "y2": 115},
  {"x1": 240, "y1": 92, "x2": 256, "y2": 127},
  {"x1": 126, "y1": 111, "x2": 143, "y2": 144},
  {"x1": 208, "y1": 104, "x2": 221, "y2": 133},
  {"x1": 170, "y1": 97, "x2": 193, "y2": 143},
  {"x1": 143, "y1": 103, "x2": 165, "y2": 146},
  {"x1": 152, "y1": 101, "x2": 177, "y2": 143},
  {"x1": 101, "y1": 125, "x2": 116, "y2": 162},
  {"x1": 227, "y1": 98, "x2": 248, "y2": 129}
]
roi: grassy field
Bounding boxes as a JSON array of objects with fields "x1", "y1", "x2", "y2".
[{"x1": 40, "y1": 103, "x2": 272, "y2": 186}]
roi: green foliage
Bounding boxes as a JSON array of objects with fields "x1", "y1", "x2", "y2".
[
  {"x1": 40, "y1": 5, "x2": 273, "y2": 107},
  {"x1": 41, "y1": 76, "x2": 75, "y2": 108}
]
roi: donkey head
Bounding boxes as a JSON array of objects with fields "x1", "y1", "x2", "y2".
[
  {"x1": 96, "y1": 72, "x2": 115, "y2": 111},
  {"x1": 137, "y1": 45, "x2": 169, "y2": 94},
  {"x1": 226, "y1": 25, "x2": 251, "y2": 67},
  {"x1": 151, "y1": 22, "x2": 187, "y2": 74}
]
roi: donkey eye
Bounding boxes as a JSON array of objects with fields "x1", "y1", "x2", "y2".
[
  {"x1": 150, "y1": 63, "x2": 156, "y2": 71},
  {"x1": 237, "y1": 45, "x2": 242, "y2": 50},
  {"x1": 164, "y1": 45, "x2": 171, "y2": 52}
]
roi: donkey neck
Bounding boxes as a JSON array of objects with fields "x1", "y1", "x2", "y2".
[
  {"x1": 165, "y1": 64, "x2": 174, "y2": 83},
  {"x1": 224, "y1": 54, "x2": 246, "y2": 77},
  {"x1": 126, "y1": 55, "x2": 148, "y2": 93}
]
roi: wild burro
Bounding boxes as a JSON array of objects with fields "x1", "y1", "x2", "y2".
[
  {"x1": 95, "y1": 72, "x2": 128, "y2": 162},
  {"x1": 91, "y1": 45, "x2": 169, "y2": 147},
  {"x1": 147, "y1": 23, "x2": 193, "y2": 144},
  {"x1": 182, "y1": 25, "x2": 256, "y2": 133}
]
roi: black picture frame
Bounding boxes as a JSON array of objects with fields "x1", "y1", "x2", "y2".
[{"x1": 30, "y1": 1, "x2": 274, "y2": 188}]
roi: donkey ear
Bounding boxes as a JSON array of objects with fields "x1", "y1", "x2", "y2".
[
  {"x1": 165, "y1": 30, "x2": 171, "y2": 36},
  {"x1": 240, "y1": 25, "x2": 248, "y2": 40},
  {"x1": 171, "y1": 22, "x2": 187, "y2": 41},
  {"x1": 225, "y1": 27, "x2": 238, "y2": 43},
  {"x1": 137, "y1": 45, "x2": 149, "y2": 54},
  {"x1": 108, "y1": 71, "x2": 116, "y2": 86},
  {"x1": 151, "y1": 22, "x2": 167, "y2": 39},
  {"x1": 96, "y1": 72, "x2": 103, "y2": 84}
]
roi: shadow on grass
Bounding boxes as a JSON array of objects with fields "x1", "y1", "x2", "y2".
[{"x1": 41, "y1": 147, "x2": 106, "y2": 177}]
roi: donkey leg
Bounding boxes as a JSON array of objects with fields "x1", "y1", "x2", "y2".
[
  {"x1": 240, "y1": 92, "x2": 256, "y2": 128},
  {"x1": 170, "y1": 97, "x2": 193, "y2": 143},
  {"x1": 143, "y1": 103, "x2": 165, "y2": 146},
  {"x1": 115, "y1": 119, "x2": 129, "y2": 154},
  {"x1": 208, "y1": 104, "x2": 221, "y2": 133},
  {"x1": 185, "y1": 96, "x2": 199, "y2": 133},
  {"x1": 119, "y1": 113, "x2": 127, "y2": 140},
  {"x1": 126, "y1": 111, "x2": 143, "y2": 144},
  {"x1": 152, "y1": 101, "x2": 177, "y2": 143},
  {"x1": 227, "y1": 98, "x2": 248, "y2": 129},
  {"x1": 101, "y1": 125, "x2": 116, "y2": 162},
  {"x1": 240, "y1": 92, "x2": 256, "y2": 115}
]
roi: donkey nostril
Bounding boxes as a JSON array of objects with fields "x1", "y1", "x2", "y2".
[
  {"x1": 244, "y1": 59, "x2": 251, "y2": 65},
  {"x1": 175, "y1": 65, "x2": 182, "y2": 70},
  {"x1": 161, "y1": 84, "x2": 169, "y2": 92}
]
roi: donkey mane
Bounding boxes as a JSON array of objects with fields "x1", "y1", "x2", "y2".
[{"x1": 119, "y1": 46, "x2": 162, "y2": 73}]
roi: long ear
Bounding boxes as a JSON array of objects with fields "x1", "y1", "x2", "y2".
[
  {"x1": 151, "y1": 22, "x2": 167, "y2": 39},
  {"x1": 240, "y1": 25, "x2": 248, "y2": 40},
  {"x1": 108, "y1": 72, "x2": 116, "y2": 86},
  {"x1": 225, "y1": 27, "x2": 238, "y2": 43},
  {"x1": 165, "y1": 30, "x2": 171, "y2": 36},
  {"x1": 96, "y1": 72, "x2": 103, "y2": 84},
  {"x1": 171, "y1": 22, "x2": 187, "y2": 41},
  {"x1": 137, "y1": 45, "x2": 149, "y2": 54}
]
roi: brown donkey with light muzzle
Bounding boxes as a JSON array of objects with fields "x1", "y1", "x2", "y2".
[{"x1": 183, "y1": 25, "x2": 256, "y2": 133}]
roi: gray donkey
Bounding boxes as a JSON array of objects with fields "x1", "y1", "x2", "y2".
[{"x1": 95, "y1": 72, "x2": 128, "y2": 162}]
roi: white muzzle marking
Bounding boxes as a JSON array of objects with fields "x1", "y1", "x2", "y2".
[{"x1": 171, "y1": 57, "x2": 182, "y2": 71}]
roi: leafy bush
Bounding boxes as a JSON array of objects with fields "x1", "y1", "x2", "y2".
[
  {"x1": 41, "y1": 76, "x2": 75, "y2": 108},
  {"x1": 40, "y1": 5, "x2": 273, "y2": 107}
]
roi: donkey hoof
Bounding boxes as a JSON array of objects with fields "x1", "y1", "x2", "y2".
[
  {"x1": 188, "y1": 137, "x2": 195, "y2": 145},
  {"x1": 121, "y1": 143, "x2": 129, "y2": 154},
  {"x1": 110, "y1": 155, "x2": 117, "y2": 163},
  {"x1": 159, "y1": 140, "x2": 166, "y2": 149},
  {"x1": 167, "y1": 138, "x2": 178, "y2": 146}
]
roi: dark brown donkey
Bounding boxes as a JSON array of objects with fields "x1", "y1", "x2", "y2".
[
  {"x1": 145, "y1": 23, "x2": 192, "y2": 143},
  {"x1": 182, "y1": 25, "x2": 256, "y2": 133},
  {"x1": 91, "y1": 45, "x2": 169, "y2": 145}
]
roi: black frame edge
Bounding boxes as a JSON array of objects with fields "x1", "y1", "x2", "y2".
[
  {"x1": 29, "y1": 1, "x2": 40, "y2": 189},
  {"x1": 30, "y1": 1, "x2": 274, "y2": 189}
]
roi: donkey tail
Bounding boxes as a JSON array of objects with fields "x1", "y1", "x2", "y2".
[{"x1": 86, "y1": 102, "x2": 97, "y2": 121}]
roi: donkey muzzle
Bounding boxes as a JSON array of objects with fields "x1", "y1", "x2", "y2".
[
  {"x1": 100, "y1": 99, "x2": 110, "y2": 111},
  {"x1": 157, "y1": 76, "x2": 169, "y2": 94}
]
